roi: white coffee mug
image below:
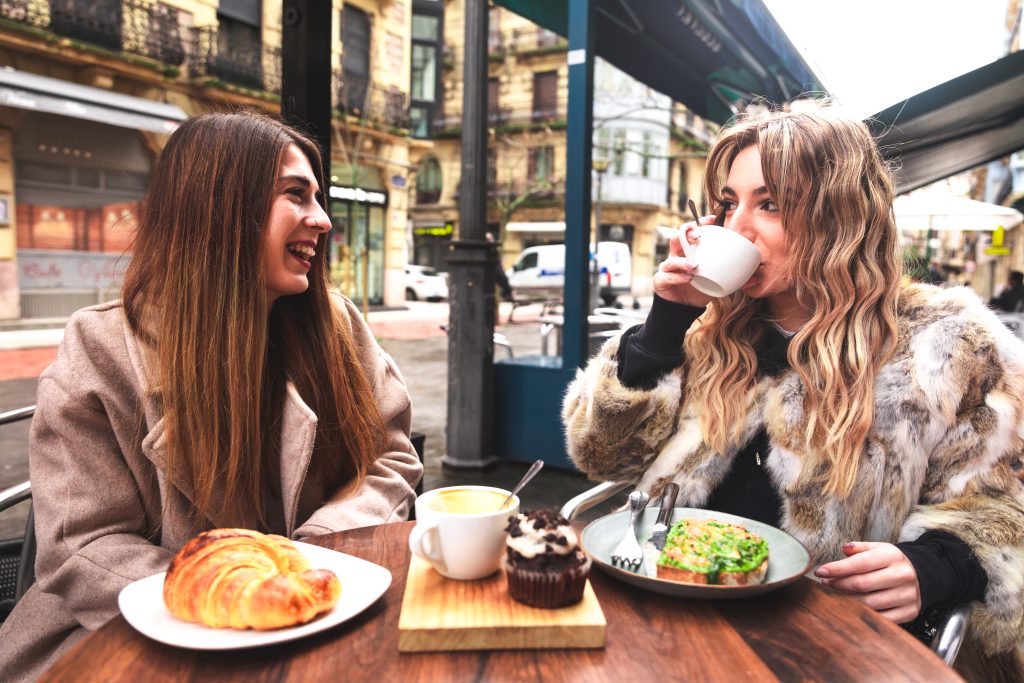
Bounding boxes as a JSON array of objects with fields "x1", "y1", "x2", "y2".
[
  {"x1": 408, "y1": 485, "x2": 519, "y2": 580},
  {"x1": 680, "y1": 225, "x2": 762, "y2": 297}
]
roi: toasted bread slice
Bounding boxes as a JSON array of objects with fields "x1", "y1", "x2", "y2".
[
  {"x1": 656, "y1": 557, "x2": 767, "y2": 585},
  {"x1": 655, "y1": 517, "x2": 769, "y2": 586}
]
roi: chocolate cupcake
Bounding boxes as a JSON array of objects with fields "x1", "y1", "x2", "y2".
[{"x1": 502, "y1": 509, "x2": 591, "y2": 608}]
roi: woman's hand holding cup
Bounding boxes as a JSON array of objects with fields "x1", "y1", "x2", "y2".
[{"x1": 654, "y1": 216, "x2": 718, "y2": 307}]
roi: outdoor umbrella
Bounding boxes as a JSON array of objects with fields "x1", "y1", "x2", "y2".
[{"x1": 893, "y1": 191, "x2": 1024, "y2": 233}]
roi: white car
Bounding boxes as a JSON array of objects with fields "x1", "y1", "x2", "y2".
[{"x1": 404, "y1": 265, "x2": 448, "y2": 301}]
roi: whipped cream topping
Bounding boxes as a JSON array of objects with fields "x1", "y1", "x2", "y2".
[{"x1": 506, "y1": 511, "x2": 579, "y2": 559}]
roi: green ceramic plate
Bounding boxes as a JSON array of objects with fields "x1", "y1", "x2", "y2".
[{"x1": 581, "y1": 507, "x2": 812, "y2": 599}]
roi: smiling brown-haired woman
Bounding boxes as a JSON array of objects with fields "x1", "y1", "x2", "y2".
[{"x1": 0, "y1": 112, "x2": 422, "y2": 681}]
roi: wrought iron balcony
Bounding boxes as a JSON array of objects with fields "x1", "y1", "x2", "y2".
[
  {"x1": 336, "y1": 73, "x2": 410, "y2": 131},
  {"x1": 0, "y1": 0, "x2": 186, "y2": 67},
  {"x1": 188, "y1": 25, "x2": 280, "y2": 93}
]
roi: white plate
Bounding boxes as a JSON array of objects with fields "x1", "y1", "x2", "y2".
[{"x1": 118, "y1": 541, "x2": 392, "y2": 649}]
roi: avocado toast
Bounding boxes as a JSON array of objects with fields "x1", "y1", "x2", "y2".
[{"x1": 656, "y1": 518, "x2": 769, "y2": 585}]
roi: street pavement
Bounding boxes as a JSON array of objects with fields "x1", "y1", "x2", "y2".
[{"x1": 0, "y1": 299, "x2": 646, "y2": 539}]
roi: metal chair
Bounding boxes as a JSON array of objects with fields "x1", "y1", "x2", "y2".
[
  {"x1": 560, "y1": 480, "x2": 970, "y2": 666},
  {"x1": 0, "y1": 404, "x2": 36, "y2": 624}
]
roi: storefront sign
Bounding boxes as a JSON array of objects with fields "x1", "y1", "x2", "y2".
[
  {"x1": 18, "y1": 249, "x2": 129, "y2": 289},
  {"x1": 329, "y1": 184, "x2": 387, "y2": 205},
  {"x1": 414, "y1": 222, "x2": 454, "y2": 237}
]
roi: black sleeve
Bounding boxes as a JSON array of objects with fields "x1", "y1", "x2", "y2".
[
  {"x1": 897, "y1": 530, "x2": 989, "y2": 611},
  {"x1": 616, "y1": 295, "x2": 705, "y2": 390}
]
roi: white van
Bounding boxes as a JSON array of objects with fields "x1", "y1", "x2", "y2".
[{"x1": 506, "y1": 242, "x2": 631, "y2": 305}]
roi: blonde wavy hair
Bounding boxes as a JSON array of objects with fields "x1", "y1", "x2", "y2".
[{"x1": 685, "y1": 103, "x2": 902, "y2": 497}]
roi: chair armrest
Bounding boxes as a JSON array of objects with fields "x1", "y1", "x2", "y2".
[
  {"x1": 560, "y1": 481, "x2": 631, "y2": 521},
  {"x1": 0, "y1": 481, "x2": 31, "y2": 513},
  {"x1": 931, "y1": 603, "x2": 970, "y2": 666}
]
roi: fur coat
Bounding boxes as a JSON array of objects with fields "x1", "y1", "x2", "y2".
[{"x1": 563, "y1": 284, "x2": 1024, "y2": 680}]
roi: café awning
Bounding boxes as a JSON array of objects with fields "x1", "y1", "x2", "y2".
[
  {"x1": 868, "y1": 50, "x2": 1024, "y2": 194},
  {"x1": 0, "y1": 67, "x2": 186, "y2": 134},
  {"x1": 493, "y1": 0, "x2": 824, "y2": 124}
]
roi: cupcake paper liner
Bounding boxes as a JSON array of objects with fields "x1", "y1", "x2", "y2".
[{"x1": 502, "y1": 554, "x2": 592, "y2": 608}]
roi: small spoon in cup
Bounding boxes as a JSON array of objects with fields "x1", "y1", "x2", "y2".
[{"x1": 500, "y1": 459, "x2": 545, "y2": 509}]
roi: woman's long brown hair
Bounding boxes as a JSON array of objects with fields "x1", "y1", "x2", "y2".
[
  {"x1": 123, "y1": 111, "x2": 383, "y2": 530},
  {"x1": 685, "y1": 103, "x2": 902, "y2": 497}
]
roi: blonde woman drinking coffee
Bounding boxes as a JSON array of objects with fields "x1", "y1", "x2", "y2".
[{"x1": 563, "y1": 102, "x2": 1024, "y2": 681}]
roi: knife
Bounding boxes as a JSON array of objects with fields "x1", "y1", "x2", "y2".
[{"x1": 642, "y1": 482, "x2": 679, "y2": 577}]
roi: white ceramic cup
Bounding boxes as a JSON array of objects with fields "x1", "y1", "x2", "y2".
[
  {"x1": 680, "y1": 225, "x2": 762, "y2": 297},
  {"x1": 408, "y1": 485, "x2": 519, "y2": 580}
]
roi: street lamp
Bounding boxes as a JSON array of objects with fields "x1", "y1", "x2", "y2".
[{"x1": 592, "y1": 157, "x2": 610, "y2": 311}]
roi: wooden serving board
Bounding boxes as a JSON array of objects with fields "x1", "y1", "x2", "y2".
[{"x1": 397, "y1": 556, "x2": 606, "y2": 652}]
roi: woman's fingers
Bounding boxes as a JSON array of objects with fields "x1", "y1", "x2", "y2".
[
  {"x1": 838, "y1": 587, "x2": 921, "y2": 624},
  {"x1": 669, "y1": 216, "x2": 715, "y2": 257},
  {"x1": 815, "y1": 542, "x2": 922, "y2": 624}
]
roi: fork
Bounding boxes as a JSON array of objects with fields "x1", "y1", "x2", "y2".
[{"x1": 610, "y1": 490, "x2": 649, "y2": 571}]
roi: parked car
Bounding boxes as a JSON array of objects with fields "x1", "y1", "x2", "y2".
[
  {"x1": 506, "y1": 242, "x2": 632, "y2": 305},
  {"x1": 404, "y1": 265, "x2": 448, "y2": 301}
]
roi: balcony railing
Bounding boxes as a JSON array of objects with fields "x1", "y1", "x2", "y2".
[
  {"x1": 0, "y1": 3, "x2": 410, "y2": 130},
  {"x1": 488, "y1": 28, "x2": 567, "y2": 55},
  {"x1": 1, "y1": 0, "x2": 186, "y2": 66},
  {"x1": 336, "y1": 73, "x2": 410, "y2": 131},
  {"x1": 188, "y1": 25, "x2": 280, "y2": 93}
]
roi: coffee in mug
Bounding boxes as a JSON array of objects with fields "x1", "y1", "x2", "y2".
[
  {"x1": 408, "y1": 485, "x2": 519, "y2": 580},
  {"x1": 681, "y1": 225, "x2": 762, "y2": 297}
]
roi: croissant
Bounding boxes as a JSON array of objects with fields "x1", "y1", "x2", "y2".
[{"x1": 163, "y1": 528, "x2": 341, "y2": 630}]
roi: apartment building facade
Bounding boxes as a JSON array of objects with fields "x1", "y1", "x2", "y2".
[
  {"x1": 0, "y1": 0, "x2": 417, "y2": 319},
  {"x1": 406, "y1": 2, "x2": 715, "y2": 298}
]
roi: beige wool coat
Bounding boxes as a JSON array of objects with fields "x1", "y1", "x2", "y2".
[
  {"x1": 563, "y1": 284, "x2": 1024, "y2": 681},
  {"x1": 0, "y1": 296, "x2": 422, "y2": 682}
]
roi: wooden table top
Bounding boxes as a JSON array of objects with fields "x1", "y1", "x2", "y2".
[{"x1": 40, "y1": 521, "x2": 963, "y2": 683}]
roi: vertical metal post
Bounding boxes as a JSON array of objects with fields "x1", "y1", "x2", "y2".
[
  {"x1": 281, "y1": 0, "x2": 333, "y2": 185},
  {"x1": 444, "y1": 0, "x2": 497, "y2": 469},
  {"x1": 563, "y1": 0, "x2": 594, "y2": 369}
]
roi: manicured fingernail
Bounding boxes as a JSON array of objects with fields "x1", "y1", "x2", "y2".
[
  {"x1": 843, "y1": 542, "x2": 856, "y2": 551},
  {"x1": 814, "y1": 567, "x2": 829, "y2": 578}
]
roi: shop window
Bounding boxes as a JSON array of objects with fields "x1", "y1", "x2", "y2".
[
  {"x1": 341, "y1": 5, "x2": 371, "y2": 113},
  {"x1": 532, "y1": 71, "x2": 557, "y2": 122},
  {"x1": 416, "y1": 156, "x2": 442, "y2": 204}
]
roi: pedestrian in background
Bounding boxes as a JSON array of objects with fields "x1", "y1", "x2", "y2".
[
  {"x1": 990, "y1": 270, "x2": 1024, "y2": 312},
  {"x1": 0, "y1": 112, "x2": 422, "y2": 681}
]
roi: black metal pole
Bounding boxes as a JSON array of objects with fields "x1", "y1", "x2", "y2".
[
  {"x1": 281, "y1": 0, "x2": 333, "y2": 187},
  {"x1": 443, "y1": 0, "x2": 497, "y2": 468}
]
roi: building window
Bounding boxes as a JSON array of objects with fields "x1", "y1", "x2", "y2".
[
  {"x1": 611, "y1": 130, "x2": 626, "y2": 175},
  {"x1": 527, "y1": 146, "x2": 554, "y2": 184},
  {"x1": 487, "y1": 146, "x2": 497, "y2": 189},
  {"x1": 641, "y1": 132, "x2": 652, "y2": 177},
  {"x1": 416, "y1": 156, "x2": 442, "y2": 204},
  {"x1": 410, "y1": 0, "x2": 444, "y2": 138},
  {"x1": 411, "y1": 43, "x2": 437, "y2": 102},
  {"x1": 532, "y1": 71, "x2": 557, "y2": 122},
  {"x1": 488, "y1": 78, "x2": 502, "y2": 124},
  {"x1": 214, "y1": 0, "x2": 262, "y2": 90},
  {"x1": 677, "y1": 161, "x2": 689, "y2": 211},
  {"x1": 341, "y1": 4, "x2": 371, "y2": 112},
  {"x1": 410, "y1": 106, "x2": 429, "y2": 138}
]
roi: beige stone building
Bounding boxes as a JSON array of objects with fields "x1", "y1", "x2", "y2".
[
  {"x1": 0, "y1": 0, "x2": 417, "y2": 319},
  {"x1": 406, "y1": 2, "x2": 715, "y2": 300}
]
